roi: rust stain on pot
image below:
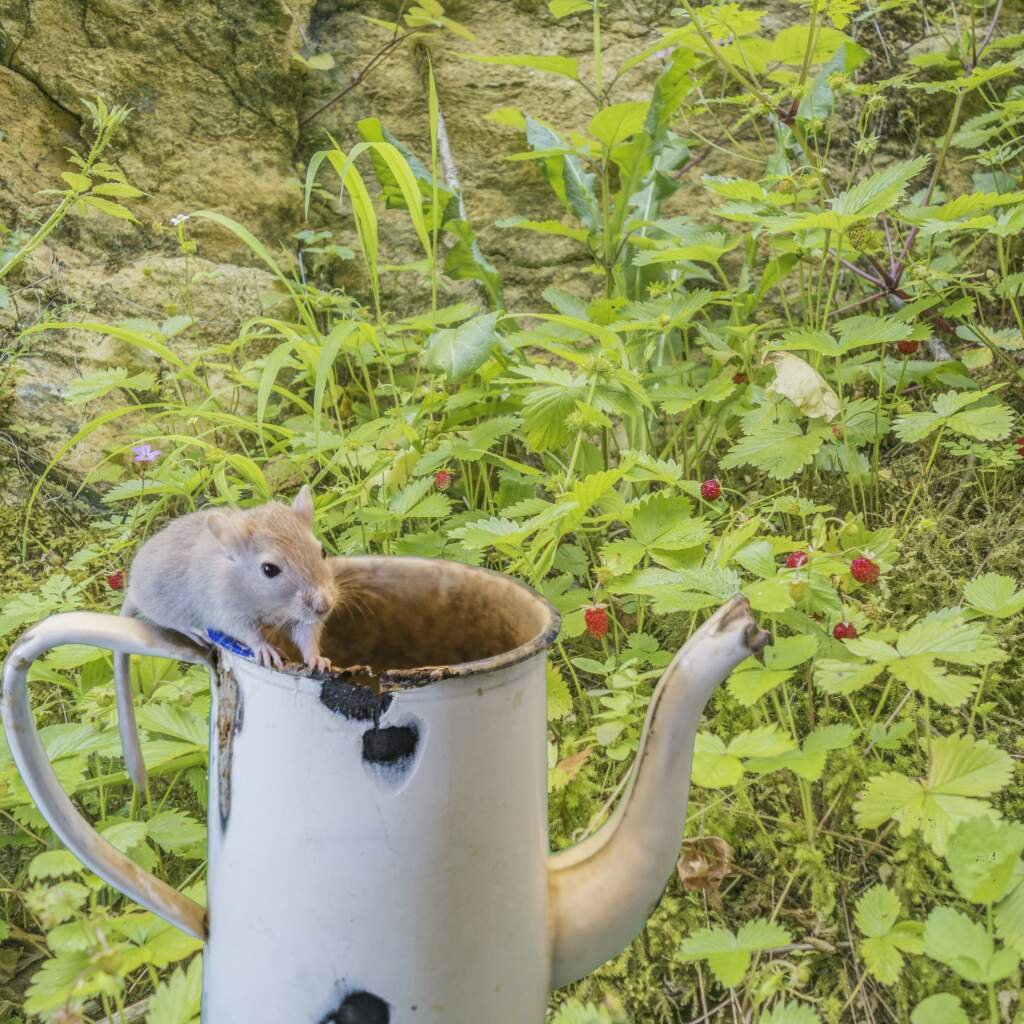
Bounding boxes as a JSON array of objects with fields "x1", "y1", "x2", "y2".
[{"x1": 215, "y1": 663, "x2": 242, "y2": 832}]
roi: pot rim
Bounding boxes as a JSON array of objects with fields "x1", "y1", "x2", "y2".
[{"x1": 330, "y1": 556, "x2": 562, "y2": 689}]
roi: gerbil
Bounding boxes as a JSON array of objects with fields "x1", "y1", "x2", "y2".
[{"x1": 115, "y1": 485, "x2": 338, "y2": 789}]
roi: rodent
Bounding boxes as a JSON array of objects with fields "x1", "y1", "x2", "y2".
[{"x1": 115, "y1": 485, "x2": 338, "y2": 789}]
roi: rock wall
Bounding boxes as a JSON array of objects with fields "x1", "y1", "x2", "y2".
[{"x1": 1, "y1": 0, "x2": 673, "y2": 474}]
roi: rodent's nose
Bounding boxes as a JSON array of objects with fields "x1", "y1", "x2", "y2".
[{"x1": 307, "y1": 591, "x2": 333, "y2": 617}]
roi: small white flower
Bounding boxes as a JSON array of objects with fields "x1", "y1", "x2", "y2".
[{"x1": 169, "y1": 214, "x2": 189, "y2": 226}]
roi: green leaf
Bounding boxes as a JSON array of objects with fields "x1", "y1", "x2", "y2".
[
  {"x1": 757, "y1": 1003, "x2": 822, "y2": 1024},
  {"x1": 147, "y1": 957, "x2": 203, "y2": 1024},
  {"x1": 547, "y1": 663, "x2": 573, "y2": 720},
  {"x1": 995, "y1": 876, "x2": 1024, "y2": 953},
  {"x1": 589, "y1": 102, "x2": 648, "y2": 149},
  {"x1": 425, "y1": 312, "x2": 500, "y2": 381},
  {"x1": 91, "y1": 181, "x2": 145, "y2": 198},
  {"x1": 746, "y1": 724, "x2": 857, "y2": 782},
  {"x1": 550, "y1": 1000, "x2": 614, "y2": 1024},
  {"x1": 856, "y1": 735, "x2": 1014, "y2": 853},
  {"x1": 679, "y1": 918, "x2": 792, "y2": 987},
  {"x1": 832, "y1": 156, "x2": 930, "y2": 218},
  {"x1": 28, "y1": 850, "x2": 83, "y2": 881},
  {"x1": 924, "y1": 906, "x2": 1019, "y2": 983},
  {"x1": 147, "y1": 810, "x2": 208, "y2": 853},
  {"x1": 61, "y1": 171, "x2": 91, "y2": 192},
  {"x1": 945, "y1": 816, "x2": 1024, "y2": 905},
  {"x1": 855, "y1": 884, "x2": 901, "y2": 938},
  {"x1": 256, "y1": 340, "x2": 297, "y2": 432},
  {"x1": 855, "y1": 884, "x2": 923, "y2": 984},
  {"x1": 910, "y1": 994, "x2": 968, "y2": 1024},
  {"x1": 728, "y1": 635, "x2": 818, "y2": 704},
  {"x1": 965, "y1": 573, "x2": 1024, "y2": 619},
  {"x1": 81, "y1": 195, "x2": 140, "y2": 222},
  {"x1": 742, "y1": 576, "x2": 795, "y2": 614},
  {"x1": 692, "y1": 733, "x2": 743, "y2": 789},
  {"x1": 548, "y1": 0, "x2": 590, "y2": 16},
  {"x1": 65, "y1": 366, "x2": 155, "y2": 401},
  {"x1": 895, "y1": 387, "x2": 1013, "y2": 444},
  {"x1": 443, "y1": 219, "x2": 505, "y2": 308},
  {"x1": 721, "y1": 423, "x2": 829, "y2": 480}
]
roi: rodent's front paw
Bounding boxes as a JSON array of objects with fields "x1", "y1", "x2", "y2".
[
  {"x1": 254, "y1": 642, "x2": 284, "y2": 669},
  {"x1": 305, "y1": 654, "x2": 333, "y2": 673}
]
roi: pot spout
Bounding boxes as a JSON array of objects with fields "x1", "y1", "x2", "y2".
[{"x1": 547, "y1": 595, "x2": 770, "y2": 988}]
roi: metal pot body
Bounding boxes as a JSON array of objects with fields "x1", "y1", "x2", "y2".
[
  {"x1": 1, "y1": 558, "x2": 561, "y2": 1024},
  {"x1": 204, "y1": 650, "x2": 551, "y2": 1023}
]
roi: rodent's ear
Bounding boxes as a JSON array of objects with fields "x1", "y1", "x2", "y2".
[
  {"x1": 207, "y1": 512, "x2": 251, "y2": 555},
  {"x1": 292, "y1": 484, "x2": 314, "y2": 525}
]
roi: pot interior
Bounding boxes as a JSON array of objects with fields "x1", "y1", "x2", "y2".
[{"x1": 311, "y1": 557, "x2": 559, "y2": 682}]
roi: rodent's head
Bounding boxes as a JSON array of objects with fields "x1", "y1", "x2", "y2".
[{"x1": 206, "y1": 486, "x2": 337, "y2": 628}]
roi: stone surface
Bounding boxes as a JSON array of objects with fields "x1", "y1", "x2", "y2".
[
  {"x1": 2, "y1": 248, "x2": 276, "y2": 477},
  {"x1": 1, "y1": 0, "x2": 677, "y2": 478},
  {"x1": 300, "y1": 0, "x2": 667, "y2": 308},
  {"x1": 1, "y1": 0, "x2": 315, "y2": 261}
]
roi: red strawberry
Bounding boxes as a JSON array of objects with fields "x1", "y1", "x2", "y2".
[
  {"x1": 584, "y1": 604, "x2": 609, "y2": 639},
  {"x1": 896, "y1": 340, "x2": 919, "y2": 355},
  {"x1": 850, "y1": 556, "x2": 880, "y2": 585},
  {"x1": 833, "y1": 621, "x2": 858, "y2": 640},
  {"x1": 107, "y1": 570, "x2": 125, "y2": 591},
  {"x1": 700, "y1": 478, "x2": 722, "y2": 501},
  {"x1": 786, "y1": 550, "x2": 808, "y2": 569},
  {"x1": 732, "y1": 372, "x2": 749, "y2": 385},
  {"x1": 434, "y1": 470, "x2": 452, "y2": 492}
]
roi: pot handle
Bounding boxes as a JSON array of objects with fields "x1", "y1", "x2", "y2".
[{"x1": 2, "y1": 611, "x2": 210, "y2": 940}]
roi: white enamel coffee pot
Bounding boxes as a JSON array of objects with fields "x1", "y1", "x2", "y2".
[{"x1": 2, "y1": 556, "x2": 768, "y2": 1023}]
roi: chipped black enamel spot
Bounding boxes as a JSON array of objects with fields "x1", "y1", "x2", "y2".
[
  {"x1": 362, "y1": 724, "x2": 418, "y2": 769},
  {"x1": 320, "y1": 678, "x2": 392, "y2": 722},
  {"x1": 320, "y1": 990, "x2": 390, "y2": 1024}
]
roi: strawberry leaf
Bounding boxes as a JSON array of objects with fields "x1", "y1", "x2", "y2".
[
  {"x1": 679, "y1": 918, "x2": 792, "y2": 987},
  {"x1": 856, "y1": 735, "x2": 1014, "y2": 853}
]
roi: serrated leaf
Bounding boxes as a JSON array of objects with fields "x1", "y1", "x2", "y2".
[
  {"x1": 146, "y1": 957, "x2": 203, "y2": 1024},
  {"x1": 28, "y1": 850, "x2": 83, "y2": 881},
  {"x1": 910, "y1": 994, "x2": 967, "y2": 1024},
  {"x1": 855, "y1": 884, "x2": 923, "y2": 983},
  {"x1": 146, "y1": 810, "x2": 207, "y2": 853},
  {"x1": 692, "y1": 733, "x2": 743, "y2": 789},
  {"x1": 856, "y1": 735, "x2": 1014, "y2": 853},
  {"x1": 679, "y1": 918, "x2": 792, "y2": 987},
  {"x1": 82, "y1": 195, "x2": 140, "y2": 222},
  {"x1": 832, "y1": 156, "x2": 930, "y2": 218},
  {"x1": 547, "y1": 663, "x2": 573, "y2": 720},
  {"x1": 965, "y1": 573, "x2": 1024, "y2": 619},
  {"x1": 65, "y1": 368, "x2": 157, "y2": 403},
  {"x1": 945, "y1": 816, "x2": 1024, "y2": 904},
  {"x1": 721, "y1": 422, "x2": 828, "y2": 480},
  {"x1": 728, "y1": 724, "x2": 796, "y2": 759},
  {"x1": 757, "y1": 1002, "x2": 822, "y2": 1024},
  {"x1": 589, "y1": 102, "x2": 648, "y2": 148},
  {"x1": 924, "y1": 906, "x2": 1019, "y2": 983}
]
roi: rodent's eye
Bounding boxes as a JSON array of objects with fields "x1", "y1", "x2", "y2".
[
  {"x1": 261, "y1": 562, "x2": 281, "y2": 579},
  {"x1": 321, "y1": 544, "x2": 327, "y2": 560}
]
